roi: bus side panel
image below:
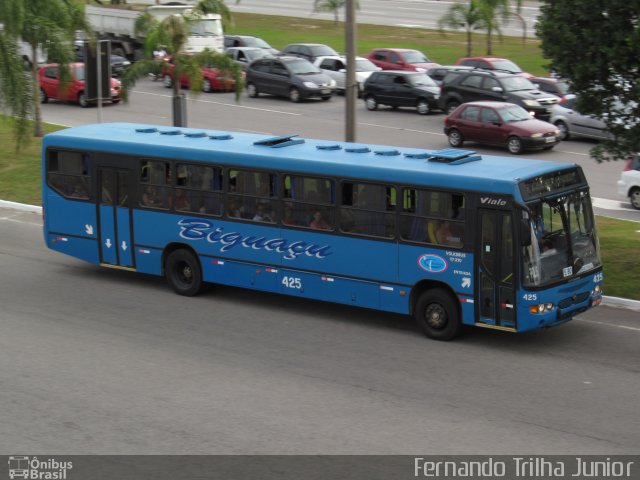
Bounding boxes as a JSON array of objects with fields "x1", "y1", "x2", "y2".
[
  {"x1": 135, "y1": 247, "x2": 163, "y2": 276},
  {"x1": 47, "y1": 233, "x2": 99, "y2": 265},
  {"x1": 202, "y1": 258, "x2": 279, "y2": 291}
]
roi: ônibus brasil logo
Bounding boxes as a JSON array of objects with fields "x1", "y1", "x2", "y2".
[{"x1": 8, "y1": 456, "x2": 73, "y2": 479}]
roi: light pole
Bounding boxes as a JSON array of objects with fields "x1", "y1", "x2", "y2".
[{"x1": 345, "y1": 0, "x2": 357, "y2": 142}]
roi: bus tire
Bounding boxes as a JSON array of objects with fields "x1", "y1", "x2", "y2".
[
  {"x1": 414, "y1": 289, "x2": 461, "y2": 341},
  {"x1": 165, "y1": 249, "x2": 203, "y2": 296}
]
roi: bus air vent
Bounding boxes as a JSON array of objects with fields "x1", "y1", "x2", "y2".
[
  {"x1": 374, "y1": 149, "x2": 400, "y2": 156},
  {"x1": 427, "y1": 148, "x2": 481, "y2": 165},
  {"x1": 316, "y1": 144, "x2": 342, "y2": 151},
  {"x1": 209, "y1": 134, "x2": 233, "y2": 140},
  {"x1": 159, "y1": 129, "x2": 182, "y2": 135},
  {"x1": 135, "y1": 127, "x2": 158, "y2": 133},
  {"x1": 184, "y1": 131, "x2": 207, "y2": 138},
  {"x1": 345, "y1": 147, "x2": 371, "y2": 153},
  {"x1": 403, "y1": 152, "x2": 431, "y2": 159},
  {"x1": 254, "y1": 134, "x2": 305, "y2": 148}
]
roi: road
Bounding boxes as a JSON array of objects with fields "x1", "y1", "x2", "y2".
[
  {"x1": 230, "y1": 0, "x2": 542, "y2": 38},
  {"x1": 1, "y1": 206, "x2": 639, "y2": 454},
  {"x1": 39, "y1": 78, "x2": 640, "y2": 221}
]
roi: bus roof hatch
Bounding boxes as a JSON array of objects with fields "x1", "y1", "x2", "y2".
[
  {"x1": 254, "y1": 134, "x2": 305, "y2": 148},
  {"x1": 427, "y1": 148, "x2": 481, "y2": 165}
]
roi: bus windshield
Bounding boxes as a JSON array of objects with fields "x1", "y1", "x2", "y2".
[{"x1": 522, "y1": 191, "x2": 601, "y2": 287}]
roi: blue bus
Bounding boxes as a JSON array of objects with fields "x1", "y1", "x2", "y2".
[{"x1": 42, "y1": 122, "x2": 603, "y2": 340}]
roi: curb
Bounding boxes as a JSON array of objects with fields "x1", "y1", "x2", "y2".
[{"x1": 2, "y1": 199, "x2": 640, "y2": 313}]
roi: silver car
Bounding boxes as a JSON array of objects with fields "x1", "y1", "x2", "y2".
[
  {"x1": 313, "y1": 55, "x2": 380, "y2": 95},
  {"x1": 225, "y1": 47, "x2": 274, "y2": 72},
  {"x1": 550, "y1": 95, "x2": 610, "y2": 141}
]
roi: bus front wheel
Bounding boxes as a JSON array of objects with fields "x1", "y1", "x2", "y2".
[
  {"x1": 415, "y1": 289, "x2": 461, "y2": 341},
  {"x1": 165, "y1": 249, "x2": 203, "y2": 296}
]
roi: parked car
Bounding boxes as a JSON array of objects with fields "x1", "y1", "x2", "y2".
[
  {"x1": 313, "y1": 55, "x2": 380, "y2": 94},
  {"x1": 531, "y1": 76, "x2": 572, "y2": 102},
  {"x1": 245, "y1": 56, "x2": 335, "y2": 102},
  {"x1": 444, "y1": 101, "x2": 561, "y2": 154},
  {"x1": 224, "y1": 35, "x2": 278, "y2": 55},
  {"x1": 362, "y1": 70, "x2": 440, "y2": 115},
  {"x1": 455, "y1": 56, "x2": 532, "y2": 78},
  {"x1": 617, "y1": 154, "x2": 640, "y2": 209},
  {"x1": 162, "y1": 61, "x2": 235, "y2": 92},
  {"x1": 226, "y1": 47, "x2": 274, "y2": 72},
  {"x1": 426, "y1": 65, "x2": 473, "y2": 85},
  {"x1": 39, "y1": 63, "x2": 121, "y2": 107},
  {"x1": 550, "y1": 95, "x2": 611, "y2": 141},
  {"x1": 366, "y1": 48, "x2": 439, "y2": 72},
  {"x1": 439, "y1": 69, "x2": 560, "y2": 120},
  {"x1": 280, "y1": 43, "x2": 339, "y2": 63}
]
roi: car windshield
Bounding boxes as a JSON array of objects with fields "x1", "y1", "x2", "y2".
[
  {"x1": 501, "y1": 76, "x2": 536, "y2": 92},
  {"x1": 406, "y1": 73, "x2": 437, "y2": 87},
  {"x1": 310, "y1": 45, "x2": 338, "y2": 56},
  {"x1": 244, "y1": 37, "x2": 271, "y2": 49},
  {"x1": 499, "y1": 105, "x2": 532, "y2": 122},
  {"x1": 246, "y1": 49, "x2": 271, "y2": 61},
  {"x1": 355, "y1": 58, "x2": 378, "y2": 72},
  {"x1": 73, "y1": 65, "x2": 85, "y2": 81},
  {"x1": 190, "y1": 19, "x2": 223, "y2": 36},
  {"x1": 287, "y1": 60, "x2": 321, "y2": 75},
  {"x1": 401, "y1": 50, "x2": 431, "y2": 63},
  {"x1": 521, "y1": 192, "x2": 601, "y2": 287},
  {"x1": 492, "y1": 59, "x2": 522, "y2": 73}
]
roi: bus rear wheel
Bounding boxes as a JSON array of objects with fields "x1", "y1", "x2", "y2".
[
  {"x1": 165, "y1": 249, "x2": 202, "y2": 296},
  {"x1": 415, "y1": 289, "x2": 461, "y2": 341}
]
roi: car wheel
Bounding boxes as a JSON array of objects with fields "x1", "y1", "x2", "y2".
[
  {"x1": 165, "y1": 249, "x2": 203, "y2": 296},
  {"x1": 446, "y1": 100, "x2": 461, "y2": 114},
  {"x1": 630, "y1": 188, "x2": 640, "y2": 210},
  {"x1": 203, "y1": 78, "x2": 212, "y2": 93},
  {"x1": 247, "y1": 82, "x2": 259, "y2": 98},
  {"x1": 163, "y1": 74, "x2": 172, "y2": 89},
  {"x1": 111, "y1": 100, "x2": 120, "y2": 105},
  {"x1": 289, "y1": 87, "x2": 301, "y2": 103},
  {"x1": 416, "y1": 99, "x2": 430, "y2": 115},
  {"x1": 507, "y1": 136, "x2": 524, "y2": 154},
  {"x1": 447, "y1": 128, "x2": 464, "y2": 147},
  {"x1": 321, "y1": 95, "x2": 331, "y2": 101},
  {"x1": 40, "y1": 88, "x2": 48, "y2": 104},
  {"x1": 555, "y1": 120, "x2": 570, "y2": 140},
  {"x1": 78, "y1": 92, "x2": 89, "y2": 108},
  {"x1": 365, "y1": 95, "x2": 378, "y2": 111},
  {"x1": 414, "y1": 289, "x2": 461, "y2": 341}
]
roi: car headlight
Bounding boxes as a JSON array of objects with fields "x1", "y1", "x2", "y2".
[
  {"x1": 523, "y1": 99, "x2": 540, "y2": 107},
  {"x1": 303, "y1": 81, "x2": 319, "y2": 88},
  {"x1": 554, "y1": 129, "x2": 560, "y2": 136},
  {"x1": 329, "y1": 79, "x2": 336, "y2": 87},
  {"x1": 531, "y1": 133, "x2": 543, "y2": 138},
  {"x1": 416, "y1": 67, "x2": 426, "y2": 72},
  {"x1": 122, "y1": 60, "x2": 131, "y2": 66}
]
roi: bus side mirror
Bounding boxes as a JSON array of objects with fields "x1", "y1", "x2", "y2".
[{"x1": 521, "y1": 220, "x2": 532, "y2": 246}]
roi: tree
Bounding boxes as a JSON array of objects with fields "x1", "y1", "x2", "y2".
[
  {"x1": 312, "y1": 0, "x2": 359, "y2": 24},
  {"x1": 437, "y1": 0, "x2": 486, "y2": 57},
  {"x1": 121, "y1": 11, "x2": 243, "y2": 127},
  {"x1": 0, "y1": 0, "x2": 91, "y2": 144},
  {"x1": 195, "y1": 0, "x2": 235, "y2": 28},
  {"x1": 537, "y1": 0, "x2": 640, "y2": 162},
  {"x1": 475, "y1": 0, "x2": 522, "y2": 55}
]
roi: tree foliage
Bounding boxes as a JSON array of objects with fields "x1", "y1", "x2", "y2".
[
  {"x1": 537, "y1": 0, "x2": 640, "y2": 161},
  {"x1": 437, "y1": 0, "x2": 486, "y2": 57},
  {"x1": 312, "y1": 0, "x2": 360, "y2": 24}
]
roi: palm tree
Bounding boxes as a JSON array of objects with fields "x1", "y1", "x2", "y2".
[
  {"x1": 312, "y1": 0, "x2": 359, "y2": 24},
  {"x1": 121, "y1": 12, "x2": 242, "y2": 127},
  {"x1": 438, "y1": 0, "x2": 486, "y2": 57},
  {"x1": 477, "y1": 0, "x2": 522, "y2": 55},
  {"x1": 0, "y1": 0, "x2": 92, "y2": 143},
  {"x1": 194, "y1": 0, "x2": 235, "y2": 28}
]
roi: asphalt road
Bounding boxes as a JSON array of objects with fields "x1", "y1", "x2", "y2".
[
  {"x1": 40, "y1": 78, "x2": 640, "y2": 221},
  {"x1": 1, "y1": 207, "x2": 639, "y2": 454},
  {"x1": 230, "y1": 0, "x2": 542, "y2": 38}
]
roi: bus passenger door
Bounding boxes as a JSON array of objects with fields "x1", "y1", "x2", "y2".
[
  {"x1": 476, "y1": 209, "x2": 516, "y2": 328},
  {"x1": 98, "y1": 168, "x2": 135, "y2": 268}
]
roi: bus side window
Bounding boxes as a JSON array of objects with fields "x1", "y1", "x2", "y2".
[
  {"x1": 47, "y1": 150, "x2": 92, "y2": 200},
  {"x1": 139, "y1": 159, "x2": 171, "y2": 209}
]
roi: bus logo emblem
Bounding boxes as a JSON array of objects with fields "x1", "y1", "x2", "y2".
[{"x1": 417, "y1": 254, "x2": 448, "y2": 273}]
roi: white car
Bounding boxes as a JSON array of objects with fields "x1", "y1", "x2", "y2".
[
  {"x1": 313, "y1": 55, "x2": 380, "y2": 95},
  {"x1": 617, "y1": 154, "x2": 640, "y2": 209}
]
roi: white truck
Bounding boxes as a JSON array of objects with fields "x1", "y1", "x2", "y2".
[{"x1": 85, "y1": 2, "x2": 224, "y2": 60}]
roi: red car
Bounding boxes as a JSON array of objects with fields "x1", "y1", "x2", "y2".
[
  {"x1": 39, "y1": 63, "x2": 121, "y2": 107},
  {"x1": 366, "y1": 48, "x2": 439, "y2": 72},
  {"x1": 444, "y1": 101, "x2": 561, "y2": 154},
  {"x1": 162, "y1": 62, "x2": 236, "y2": 92},
  {"x1": 455, "y1": 56, "x2": 533, "y2": 78}
]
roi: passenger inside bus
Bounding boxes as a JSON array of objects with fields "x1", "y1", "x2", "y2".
[{"x1": 310, "y1": 210, "x2": 331, "y2": 230}]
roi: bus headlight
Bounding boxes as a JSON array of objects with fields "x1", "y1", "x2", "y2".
[
  {"x1": 592, "y1": 284, "x2": 602, "y2": 295},
  {"x1": 529, "y1": 303, "x2": 555, "y2": 314}
]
